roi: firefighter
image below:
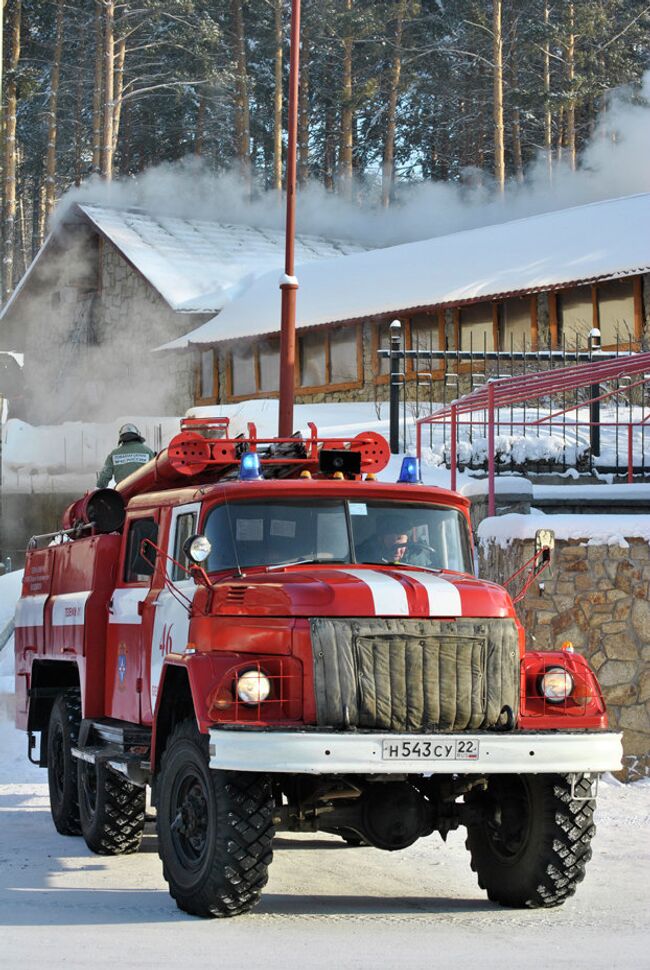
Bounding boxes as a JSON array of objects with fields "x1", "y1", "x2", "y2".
[
  {"x1": 357, "y1": 514, "x2": 433, "y2": 566},
  {"x1": 97, "y1": 424, "x2": 154, "y2": 488}
]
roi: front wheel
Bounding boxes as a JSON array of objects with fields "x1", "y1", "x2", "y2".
[
  {"x1": 156, "y1": 720, "x2": 275, "y2": 918},
  {"x1": 465, "y1": 773, "x2": 596, "y2": 908}
]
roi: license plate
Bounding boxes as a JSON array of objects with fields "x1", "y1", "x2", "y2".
[{"x1": 381, "y1": 738, "x2": 480, "y2": 761}]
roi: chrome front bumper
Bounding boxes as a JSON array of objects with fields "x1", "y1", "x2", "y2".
[{"x1": 208, "y1": 728, "x2": 623, "y2": 776}]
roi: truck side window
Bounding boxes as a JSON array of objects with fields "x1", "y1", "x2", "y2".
[
  {"x1": 171, "y1": 513, "x2": 196, "y2": 581},
  {"x1": 124, "y1": 517, "x2": 158, "y2": 583}
]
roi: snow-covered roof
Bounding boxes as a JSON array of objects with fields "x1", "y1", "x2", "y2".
[
  {"x1": 167, "y1": 193, "x2": 650, "y2": 348},
  {"x1": 77, "y1": 204, "x2": 366, "y2": 313}
]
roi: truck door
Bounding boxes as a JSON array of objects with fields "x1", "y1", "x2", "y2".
[
  {"x1": 145, "y1": 503, "x2": 201, "y2": 722},
  {"x1": 105, "y1": 511, "x2": 160, "y2": 723}
]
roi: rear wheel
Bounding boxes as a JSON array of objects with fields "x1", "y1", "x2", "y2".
[
  {"x1": 47, "y1": 689, "x2": 82, "y2": 836},
  {"x1": 78, "y1": 759, "x2": 146, "y2": 855},
  {"x1": 465, "y1": 773, "x2": 596, "y2": 908},
  {"x1": 156, "y1": 720, "x2": 275, "y2": 918}
]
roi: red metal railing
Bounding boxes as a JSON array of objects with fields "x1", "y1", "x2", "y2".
[{"x1": 416, "y1": 353, "x2": 650, "y2": 516}]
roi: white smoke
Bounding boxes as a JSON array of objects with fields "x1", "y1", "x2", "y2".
[
  {"x1": 52, "y1": 73, "x2": 650, "y2": 247},
  {"x1": 12, "y1": 72, "x2": 650, "y2": 425}
]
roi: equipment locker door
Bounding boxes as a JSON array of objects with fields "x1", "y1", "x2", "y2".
[
  {"x1": 145, "y1": 503, "x2": 201, "y2": 722},
  {"x1": 105, "y1": 511, "x2": 160, "y2": 722}
]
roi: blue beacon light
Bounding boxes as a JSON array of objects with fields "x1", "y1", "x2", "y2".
[
  {"x1": 398, "y1": 456, "x2": 421, "y2": 483},
  {"x1": 239, "y1": 452, "x2": 263, "y2": 480}
]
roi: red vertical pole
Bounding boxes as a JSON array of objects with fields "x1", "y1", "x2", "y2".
[
  {"x1": 450, "y1": 404, "x2": 457, "y2": 492},
  {"x1": 628, "y1": 424, "x2": 633, "y2": 484},
  {"x1": 278, "y1": 0, "x2": 301, "y2": 437},
  {"x1": 488, "y1": 381, "x2": 496, "y2": 517}
]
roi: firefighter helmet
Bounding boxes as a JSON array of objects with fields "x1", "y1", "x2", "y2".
[{"x1": 118, "y1": 423, "x2": 144, "y2": 444}]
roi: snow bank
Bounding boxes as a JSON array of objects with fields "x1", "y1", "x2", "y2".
[
  {"x1": 0, "y1": 570, "x2": 23, "y2": 694},
  {"x1": 478, "y1": 512, "x2": 650, "y2": 549}
]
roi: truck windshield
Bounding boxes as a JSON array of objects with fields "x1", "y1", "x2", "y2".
[{"x1": 203, "y1": 500, "x2": 472, "y2": 573}]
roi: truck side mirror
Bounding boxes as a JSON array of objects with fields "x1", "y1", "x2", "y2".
[{"x1": 535, "y1": 528, "x2": 555, "y2": 566}]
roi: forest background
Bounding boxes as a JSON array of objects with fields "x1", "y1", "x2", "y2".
[{"x1": 1, "y1": 0, "x2": 649, "y2": 303}]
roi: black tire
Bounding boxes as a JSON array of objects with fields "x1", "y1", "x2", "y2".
[
  {"x1": 47, "y1": 688, "x2": 82, "y2": 836},
  {"x1": 465, "y1": 773, "x2": 596, "y2": 908},
  {"x1": 156, "y1": 720, "x2": 275, "y2": 918},
  {"x1": 78, "y1": 759, "x2": 146, "y2": 855}
]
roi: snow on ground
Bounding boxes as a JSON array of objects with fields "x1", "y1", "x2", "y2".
[{"x1": 0, "y1": 705, "x2": 648, "y2": 970}]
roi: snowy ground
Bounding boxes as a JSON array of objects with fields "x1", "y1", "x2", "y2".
[{"x1": 0, "y1": 707, "x2": 648, "y2": 970}]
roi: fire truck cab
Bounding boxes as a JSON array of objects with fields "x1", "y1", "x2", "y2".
[{"x1": 14, "y1": 418, "x2": 622, "y2": 918}]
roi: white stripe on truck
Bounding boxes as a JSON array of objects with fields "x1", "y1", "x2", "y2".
[{"x1": 341, "y1": 569, "x2": 410, "y2": 616}]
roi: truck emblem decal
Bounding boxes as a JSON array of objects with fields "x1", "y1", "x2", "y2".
[
  {"x1": 159, "y1": 624, "x2": 174, "y2": 657},
  {"x1": 117, "y1": 646, "x2": 128, "y2": 686}
]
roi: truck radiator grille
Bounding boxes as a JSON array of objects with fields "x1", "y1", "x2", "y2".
[{"x1": 309, "y1": 617, "x2": 519, "y2": 732}]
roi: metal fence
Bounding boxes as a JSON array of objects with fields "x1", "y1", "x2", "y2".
[
  {"x1": 409, "y1": 343, "x2": 650, "y2": 514},
  {"x1": 380, "y1": 320, "x2": 645, "y2": 468}
]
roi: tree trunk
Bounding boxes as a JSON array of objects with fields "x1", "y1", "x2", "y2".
[
  {"x1": 381, "y1": 0, "x2": 406, "y2": 208},
  {"x1": 3, "y1": 0, "x2": 21, "y2": 302},
  {"x1": 298, "y1": 28, "x2": 310, "y2": 184},
  {"x1": 324, "y1": 104, "x2": 335, "y2": 191},
  {"x1": 92, "y1": 0, "x2": 103, "y2": 173},
  {"x1": 45, "y1": 0, "x2": 64, "y2": 216},
  {"x1": 492, "y1": 0, "x2": 505, "y2": 193},
  {"x1": 101, "y1": 0, "x2": 115, "y2": 179},
  {"x1": 231, "y1": 0, "x2": 251, "y2": 184},
  {"x1": 194, "y1": 92, "x2": 206, "y2": 156},
  {"x1": 566, "y1": 1, "x2": 576, "y2": 171},
  {"x1": 543, "y1": 0, "x2": 552, "y2": 181},
  {"x1": 272, "y1": 0, "x2": 283, "y2": 191},
  {"x1": 112, "y1": 33, "x2": 126, "y2": 157},
  {"x1": 510, "y1": 51, "x2": 523, "y2": 184},
  {"x1": 74, "y1": 14, "x2": 85, "y2": 186},
  {"x1": 339, "y1": 0, "x2": 353, "y2": 197}
]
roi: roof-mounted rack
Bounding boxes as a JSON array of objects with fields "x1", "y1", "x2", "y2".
[{"x1": 168, "y1": 421, "x2": 390, "y2": 479}]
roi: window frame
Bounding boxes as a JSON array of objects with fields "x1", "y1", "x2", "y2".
[
  {"x1": 194, "y1": 348, "x2": 219, "y2": 406},
  {"x1": 224, "y1": 324, "x2": 364, "y2": 402},
  {"x1": 122, "y1": 514, "x2": 160, "y2": 586},
  {"x1": 551, "y1": 276, "x2": 642, "y2": 351},
  {"x1": 372, "y1": 312, "x2": 447, "y2": 386}
]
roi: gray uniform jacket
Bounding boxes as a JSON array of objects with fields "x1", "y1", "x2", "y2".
[{"x1": 97, "y1": 440, "x2": 155, "y2": 487}]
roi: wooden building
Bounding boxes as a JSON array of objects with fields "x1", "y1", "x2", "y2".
[{"x1": 165, "y1": 193, "x2": 650, "y2": 407}]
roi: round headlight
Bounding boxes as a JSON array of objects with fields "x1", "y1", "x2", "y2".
[
  {"x1": 540, "y1": 666, "x2": 574, "y2": 703},
  {"x1": 236, "y1": 670, "x2": 271, "y2": 705}
]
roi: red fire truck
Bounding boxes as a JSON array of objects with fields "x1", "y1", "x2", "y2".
[{"x1": 14, "y1": 419, "x2": 621, "y2": 918}]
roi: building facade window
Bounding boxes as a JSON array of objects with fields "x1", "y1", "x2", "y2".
[
  {"x1": 500, "y1": 297, "x2": 531, "y2": 350},
  {"x1": 226, "y1": 325, "x2": 362, "y2": 401},
  {"x1": 231, "y1": 345, "x2": 256, "y2": 397},
  {"x1": 300, "y1": 331, "x2": 327, "y2": 387},
  {"x1": 558, "y1": 285, "x2": 593, "y2": 345},
  {"x1": 258, "y1": 338, "x2": 280, "y2": 392},
  {"x1": 459, "y1": 303, "x2": 494, "y2": 352},
  {"x1": 195, "y1": 348, "x2": 218, "y2": 404},
  {"x1": 597, "y1": 279, "x2": 635, "y2": 346}
]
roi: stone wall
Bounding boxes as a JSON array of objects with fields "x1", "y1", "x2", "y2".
[{"x1": 479, "y1": 535, "x2": 650, "y2": 780}]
